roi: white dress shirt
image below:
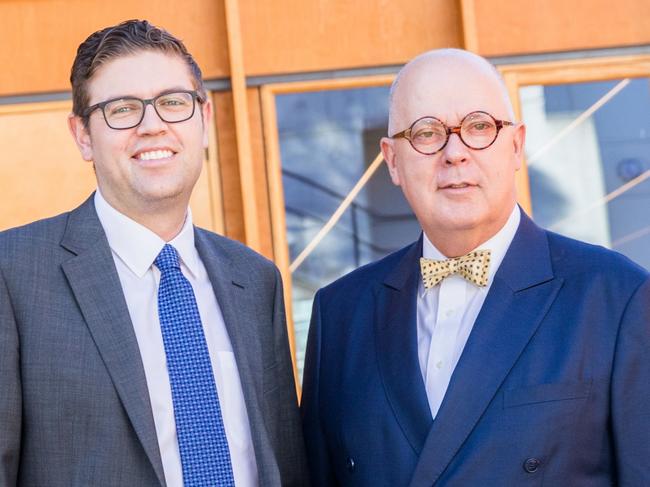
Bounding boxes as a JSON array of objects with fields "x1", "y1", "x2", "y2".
[
  {"x1": 417, "y1": 205, "x2": 520, "y2": 419},
  {"x1": 94, "y1": 190, "x2": 258, "y2": 487}
]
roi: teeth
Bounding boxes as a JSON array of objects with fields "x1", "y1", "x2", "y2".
[
  {"x1": 137, "y1": 150, "x2": 173, "y2": 161},
  {"x1": 450, "y1": 183, "x2": 468, "y2": 188}
]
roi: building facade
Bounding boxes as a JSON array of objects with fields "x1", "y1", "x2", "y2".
[{"x1": 2, "y1": 0, "x2": 649, "y2": 376}]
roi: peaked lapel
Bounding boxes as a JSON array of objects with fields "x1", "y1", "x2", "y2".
[
  {"x1": 194, "y1": 231, "x2": 275, "y2": 478},
  {"x1": 375, "y1": 237, "x2": 433, "y2": 455},
  {"x1": 59, "y1": 196, "x2": 166, "y2": 486},
  {"x1": 409, "y1": 213, "x2": 564, "y2": 487}
]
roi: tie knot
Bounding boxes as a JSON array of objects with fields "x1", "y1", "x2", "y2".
[
  {"x1": 155, "y1": 244, "x2": 181, "y2": 273},
  {"x1": 420, "y1": 249, "x2": 491, "y2": 289}
]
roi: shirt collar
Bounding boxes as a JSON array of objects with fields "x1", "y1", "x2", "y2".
[
  {"x1": 421, "y1": 204, "x2": 521, "y2": 294},
  {"x1": 94, "y1": 190, "x2": 198, "y2": 278}
]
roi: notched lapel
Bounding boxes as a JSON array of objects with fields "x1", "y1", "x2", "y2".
[
  {"x1": 194, "y1": 231, "x2": 283, "y2": 482},
  {"x1": 60, "y1": 197, "x2": 166, "y2": 486},
  {"x1": 194, "y1": 231, "x2": 262, "y2": 396},
  {"x1": 409, "y1": 213, "x2": 563, "y2": 487},
  {"x1": 376, "y1": 238, "x2": 433, "y2": 455}
]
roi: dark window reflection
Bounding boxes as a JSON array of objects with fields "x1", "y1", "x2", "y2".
[
  {"x1": 521, "y1": 78, "x2": 650, "y2": 271},
  {"x1": 276, "y1": 87, "x2": 420, "y2": 374}
]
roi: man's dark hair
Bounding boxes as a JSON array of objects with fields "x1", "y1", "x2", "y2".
[{"x1": 70, "y1": 19, "x2": 206, "y2": 122}]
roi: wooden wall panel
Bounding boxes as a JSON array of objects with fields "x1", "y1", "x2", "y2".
[
  {"x1": 246, "y1": 88, "x2": 274, "y2": 260},
  {"x1": 0, "y1": 100, "x2": 221, "y2": 233},
  {"x1": 469, "y1": 0, "x2": 650, "y2": 57},
  {"x1": 0, "y1": 0, "x2": 228, "y2": 96},
  {"x1": 212, "y1": 89, "x2": 274, "y2": 257},
  {"x1": 213, "y1": 91, "x2": 246, "y2": 243},
  {"x1": 0, "y1": 102, "x2": 95, "y2": 230},
  {"x1": 239, "y1": 0, "x2": 463, "y2": 76}
]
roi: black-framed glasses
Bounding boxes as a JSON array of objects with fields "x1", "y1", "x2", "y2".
[
  {"x1": 83, "y1": 90, "x2": 205, "y2": 130},
  {"x1": 390, "y1": 111, "x2": 515, "y2": 155}
]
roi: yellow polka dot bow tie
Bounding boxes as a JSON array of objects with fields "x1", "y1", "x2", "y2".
[{"x1": 420, "y1": 249, "x2": 491, "y2": 289}]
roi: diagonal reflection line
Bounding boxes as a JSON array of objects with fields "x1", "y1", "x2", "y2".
[
  {"x1": 527, "y1": 79, "x2": 630, "y2": 166},
  {"x1": 549, "y1": 169, "x2": 650, "y2": 232},
  {"x1": 612, "y1": 224, "x2": 650, "y2": 249},
  {"x1": 289, "y1": 152, "x2": 385, "y2": 273}
]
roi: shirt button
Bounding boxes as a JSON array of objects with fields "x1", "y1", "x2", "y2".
[
  {"x1": 523, "y1": 457, "x2": 541, "y2": 473},
  {"x1": 436, "y1": 360, "x2": 443, "y2": 369},
  {"x1": 445, "y1": 309, "x2": 454, "y2": 317},
  {"x1": 347, "y1": 457, "x2": 355, "y2": 472}
]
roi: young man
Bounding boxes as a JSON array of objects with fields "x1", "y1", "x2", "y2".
[
  {"x1": 302, "y1": 49, "x2": 650, "y2": 486},
  {"x1": 0, "y1": 20, "x2": 307, "y2": 486}
]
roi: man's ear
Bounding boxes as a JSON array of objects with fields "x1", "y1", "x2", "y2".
[
  {"x1": 201, "y1": 98, "x2": 213, "y2": 149},
  {"x1": 68, "y1": 114, "x2": 94, "y2": 161},
  {"x1": 512, "y1": 122, "x2": 526, "y2": 171},
  {"x1": 380, "y1": 137, "x2": 401, "y2": 186}
]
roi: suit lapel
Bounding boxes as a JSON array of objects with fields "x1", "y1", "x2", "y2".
[
  {"x1": 409, "y1": 213, "x2": 564, "y2": 487},
  {"x1": 194, "y1": 230, "x2": 262, "y2": 398},
  {"x1": 376, "y1": 237, "x2": 433, "y2": 455},
  {"x1": 60, "y1": 196, "x2": 166, "y2": 486},
  {"x1": 193, "y1": 231, "x2": 274, "y2": 474}
]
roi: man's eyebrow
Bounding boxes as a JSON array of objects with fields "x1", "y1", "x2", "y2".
[{"x1": 96, "y1": 86, "x2": 195, "y2": 102}]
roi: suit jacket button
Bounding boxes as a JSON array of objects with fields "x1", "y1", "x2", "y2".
[
  {"x1": 347, "y1": 457, "x2": 355, "y2": 472},
  {"x1": 523, "y1": 457, "x2": 541, "y2": 473}
]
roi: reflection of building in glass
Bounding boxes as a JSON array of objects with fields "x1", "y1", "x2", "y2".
[
  {"x1": 522, "y1": 80, "x2": 650, "y2": 269},
  {"x1": 277, "y1": 88, "x2": 420, "y2": 374}
]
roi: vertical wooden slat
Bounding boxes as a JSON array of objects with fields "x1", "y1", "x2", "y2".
[
  {"x1": 213, "y1": 91, "x2": 246, "y2": 243},
  {"x1": 246, "y1": 87, "x2": 275, "y2": 260},
  {"x1": 206, "y1": 93, "x2": 226, "y2": 234},
  {"x1": 224, "y1": 0, "x2": 261, "y2": 251},
  {"x1": 260, "y1": 85, "x2": 299, "y2": 388},
  {"x1": 501, "y1": 70, "x2": 533, "y2": 216},
  {"x1": 460, "y1": 0, "x2": 479, "y2": 52}
]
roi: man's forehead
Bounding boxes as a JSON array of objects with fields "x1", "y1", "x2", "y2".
[
  {"x1": 392, "y1": 53, "x2": 511, "y2": 122},
  {"x1": 87, "y1": 51, "x2": 195, "y2": 102}
]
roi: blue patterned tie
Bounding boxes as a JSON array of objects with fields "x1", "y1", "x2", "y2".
[{"x1": 155, "y1": 244, "x2": 235, "y2": 486}]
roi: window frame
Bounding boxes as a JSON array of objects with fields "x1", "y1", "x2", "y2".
[{"x1": 498, "y1": 53, "x2": 650, "y2": 218}]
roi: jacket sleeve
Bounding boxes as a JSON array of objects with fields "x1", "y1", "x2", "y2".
[
  {"x1": 0, "y1": 266, "x2": 21, "y2": 486},
  {"x1": 268, "y1": 266, "x2": 310, "y2": 486},
  {"x1": 301, "y1": 290, "x2": 338, "y2": 486},
  {"x1": 611, "y1": 275, "x2": 650, "y2": 485}
]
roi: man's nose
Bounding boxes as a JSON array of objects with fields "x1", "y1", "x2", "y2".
[
  {"x1": 442, "y1": 131, "x2": 468, "y2": 165},
  {"x1": 136, "y1": 103, "x2": 167, "y2": 134}
]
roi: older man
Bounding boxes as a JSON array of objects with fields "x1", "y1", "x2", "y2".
[
  {"x1": 0, "y1": 20, "x2": 307, "y2": 486},
  {"x1": 301, "y1": 49, "x2": 650, "y2": 486}
]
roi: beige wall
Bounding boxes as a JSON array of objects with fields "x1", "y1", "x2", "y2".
[
  {"x1": 467, "y1": 0, "x2": 650, "y2": 56},
  {"x1": 2, "y1": 0, "x2": 648, "y2": 98},
  {"x1": 0, "y1": 101, "x2": 222, "y2": 232},
  {"x1": 0, "y1": 0, "x2": 228, "y2": 96}
]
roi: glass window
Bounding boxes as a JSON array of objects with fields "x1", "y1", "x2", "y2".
[
  {"x1": 520, "y1": 78, "x2": 650, "y2": 270},
  {"x1": 276, "y1": 86, "x2": 420, "y2": 376}
]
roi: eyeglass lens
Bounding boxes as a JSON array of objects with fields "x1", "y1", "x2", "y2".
[
  {"x1": 103, "y1": 92, "x2": 196, "y2": 129},
  {"x1": 410, "y1": 111, "x2": 499, "y2": 154}
]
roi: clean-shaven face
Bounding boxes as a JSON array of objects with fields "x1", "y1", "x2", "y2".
[
  {"x1": 381, "y1": 52, "x2": 525, "y2": 253},
  {"x1": 74, "y1": 50, "x2": 210, "y2": 218}
]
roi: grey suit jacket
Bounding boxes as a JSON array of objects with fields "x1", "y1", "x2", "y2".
[{"x1": 0, "y1": 195, "x2": 308, "y2": 486}]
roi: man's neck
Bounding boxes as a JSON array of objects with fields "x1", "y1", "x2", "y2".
[
  {"x1": 100, "y1": 192, "x2": 189, "y2": 242},
  {"x1": 424, "y1": 209, "x2": 517, "y2": 258}
]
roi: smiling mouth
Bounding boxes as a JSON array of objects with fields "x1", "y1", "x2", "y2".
[{"x1": 135, "y1": 149, "x2": 174, "y2": 161}]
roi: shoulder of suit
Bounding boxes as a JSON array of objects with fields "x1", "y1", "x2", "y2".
[
  {"x1": 318, "y1": 240, "x2": 417, "y2": 296},
  {"x1": 0, "y1": 211, "x2": 71, "y2": 259},
  {"x1": 545, "y1": 229, "x2": 648, "y2": 284},
  {"x1": 194, "y1": 226, "x2": 278, "y2": 273}
]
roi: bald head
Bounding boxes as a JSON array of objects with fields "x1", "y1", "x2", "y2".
[{"x1": 388, "y1": 49, "x2": 514, "y2": 135}]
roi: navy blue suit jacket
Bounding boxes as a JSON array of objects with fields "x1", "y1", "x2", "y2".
[{"x1": 301, "y1": 212, "x2": 650, "y2": 486}]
